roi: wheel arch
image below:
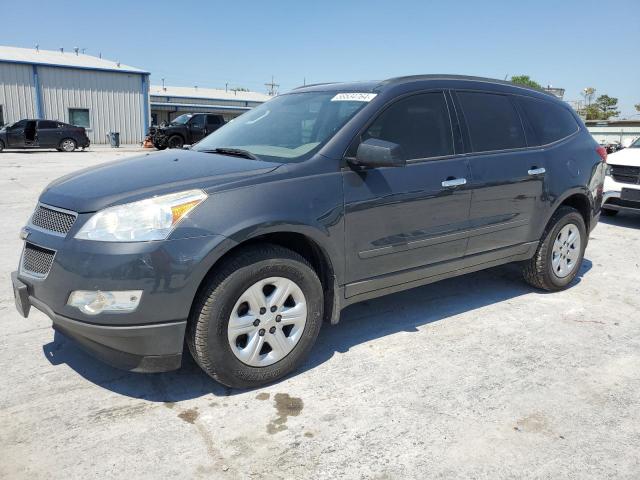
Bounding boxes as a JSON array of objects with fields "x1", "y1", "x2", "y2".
[
  {"x1": 190, "y1": 228, "x2": 341, "y2": 328},
  {"x1": 540, "y1": 188, "x2": 593, "y2": 238}
]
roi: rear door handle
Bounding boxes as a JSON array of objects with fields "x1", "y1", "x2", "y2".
[
  {"x1": 441, "y1": 177, "x2": 467, "y2": 188},
  {"x1": 528, "y1": 167, "x2": 546, "y2": 176}
]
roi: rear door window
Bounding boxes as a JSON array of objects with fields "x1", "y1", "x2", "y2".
[
  {"x1": 361, "y1": 92, "x2": 454, "y2": 161},
  {"x1": 518, "y1": 97, "x2": 579, "y2": 145},
  {"x1": 38, "y1": 120, "x2": 58, "y2": 129},
  {"x1": 206, "y1": 115, "x2": 222, "y2": 126},
  {"x1": 457, "y1": 92, "x2": 526, "y2": 152}
]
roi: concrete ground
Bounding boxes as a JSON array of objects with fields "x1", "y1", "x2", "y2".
[{"x1": 1, "y1": 148, "x2": 639, "y2": 480}]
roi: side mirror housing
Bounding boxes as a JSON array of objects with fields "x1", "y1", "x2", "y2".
[{"x1": 350, "y1": 138, "x2": 406, "y2": 168}]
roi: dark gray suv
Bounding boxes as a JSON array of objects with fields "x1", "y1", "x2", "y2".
[{"x1": 12, "y1": 75, "x2": 606, "y2": 388}]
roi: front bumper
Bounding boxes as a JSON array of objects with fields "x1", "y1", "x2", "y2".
[
  {"x1": 13, "y1": 228, "x2": 229, "y2": 372},
  {"x1": 603, "y1": 175, "x2": 640, "y2": 212},
  {"x1": 13, "y1": 271, "x2": 185, "y2": 372}
]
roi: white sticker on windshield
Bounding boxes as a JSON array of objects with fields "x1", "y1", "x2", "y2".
[{"x1": 331, "y1": 93, "x2": 377, "y2": 102}]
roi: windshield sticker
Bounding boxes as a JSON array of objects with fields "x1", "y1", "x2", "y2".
[{"x1": 331, "y1": 93, "x2": 377, "y2": 102}]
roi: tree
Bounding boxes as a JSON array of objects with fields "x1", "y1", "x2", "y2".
[
  {"x1": 510, "y1": 75, "x2": 543, "y2": 90},
  {"x1": 635, "y1": 103, "x2": 640, "y2": 112},
  {"x1": 584, "y1": 104, "x2": 602, "y2": 121},
  {"x1": 594, "y1": 95, "x2": 620, "y2": 120}
]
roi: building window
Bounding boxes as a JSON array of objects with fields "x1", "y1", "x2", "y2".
[
  {"x1": 151, "y1": 113, "x2": 158, "y2": 126},
  {"x1": 69, "y1": 108, "x2": 90, "y2": 128},
  {"x1": 0, "y1": 105, "x2": 4, "y2": 127}
]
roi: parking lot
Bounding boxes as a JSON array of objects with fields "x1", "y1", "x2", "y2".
[{"x1": 1, "y1": 148, "x2": 639, "y2": 479}]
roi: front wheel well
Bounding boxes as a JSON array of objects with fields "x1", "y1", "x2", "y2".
[{"x1": 192, "y1": 232, "x2": 338, "y2": 325}]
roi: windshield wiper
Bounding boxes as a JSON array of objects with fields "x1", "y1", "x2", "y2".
[{"x1": 201, "y1": 147, "x2": 259, "y2": 160}]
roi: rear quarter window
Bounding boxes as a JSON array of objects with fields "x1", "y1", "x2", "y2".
[
  {"x1": 518, "y1": 97, "x2": 579, "y2": 145},
  {"x1": 457, "y1": 91, "x2": 526, "y2": 152}
]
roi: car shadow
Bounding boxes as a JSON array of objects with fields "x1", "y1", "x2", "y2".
[
  {"x1": 599, "y1": 211, "x2": 640, "y2": 229},
  {"x1": 42, "y1": 259, "x2": 593, "y2": 402}
]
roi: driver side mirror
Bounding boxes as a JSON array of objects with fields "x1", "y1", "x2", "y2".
[{"x1": 349, "y1": 138, "x2": 406, "y2": 168}]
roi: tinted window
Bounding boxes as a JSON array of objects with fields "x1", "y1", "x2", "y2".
[
  {"x1": 206, "y1": 115, "x2": 222, "y2": 125},
  {"x1": 362, "y1": 93, "x2": 453, "y2": 160},
  {"x1": 518, "y1": 97, "x2": 579, "y2": 145},
  {"x1": 458, "y1": 92, "x2": 525, "y2": 152},
  {"x1": 38, "y1": 120, "x2": 58, "y2": 129},
  {"x1": 190, "y1": 115, "x2": 205, "y2": 127}
]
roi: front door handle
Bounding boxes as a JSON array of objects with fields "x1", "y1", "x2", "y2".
[
  {"x1": 441, "y1": 177, "x2": 467, "y2": 188},
  {"x1": 528, "y1": 167, "x2": 546, "y2": 176}
]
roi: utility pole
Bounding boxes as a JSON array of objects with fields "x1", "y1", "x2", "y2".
[{"x1": 265, "y1": 75, "x2": 280, "y2": 96}]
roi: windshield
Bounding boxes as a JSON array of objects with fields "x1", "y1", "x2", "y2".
[
  {"x1": 192, "y1": 91, "x2": 372, "y2": 162},
  {"x1": 171, "y1": 114, "x2": 192, "y2": 125},
  {"x1": 631, "y1": 137, "x2": 640, "y2": 148}
]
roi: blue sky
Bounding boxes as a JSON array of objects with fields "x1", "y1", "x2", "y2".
[{"x1": 2, "y1": 0, "x2": 639, "y2": 116}]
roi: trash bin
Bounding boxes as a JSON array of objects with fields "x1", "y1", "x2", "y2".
[{"x1": 107, "y1": 132, "x2": 120, "y2": 148}]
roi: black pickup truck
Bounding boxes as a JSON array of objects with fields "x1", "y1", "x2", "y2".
[{"x1": 149, "y1": 113, "x2": 225, "y2": 149}]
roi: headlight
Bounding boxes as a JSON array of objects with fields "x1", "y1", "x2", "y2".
[{"x1": 75, "y1": 189, "x2": 207, "y2": 242}]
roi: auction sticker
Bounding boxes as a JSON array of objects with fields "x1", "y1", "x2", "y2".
[{"x1": 331, "y1": 93, "x2": 377, "y2": 102}]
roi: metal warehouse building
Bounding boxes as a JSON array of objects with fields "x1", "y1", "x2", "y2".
[
  {"x1": 0, "y1": 45, "x2": 150, "y2": 144},
  {"x1": 149, "y1": 85, "x2": 270, "y2": 126}
]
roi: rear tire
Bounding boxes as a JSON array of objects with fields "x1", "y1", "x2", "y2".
[
  {"x1": 187, "y1": 244, "x2": 324, "y2": 388},
  {"x1": 522, "y1": 206, "x2": 587, "y2": 291},
  {"x1": 59, "y1": 138, "x2": 77, "y2": 152},
  {"x1": 167, "y1": 135, "x2": 184, "y2": 149},
  {"x1": 601, "y1": 208, "x2": 618, "y2": 217}
]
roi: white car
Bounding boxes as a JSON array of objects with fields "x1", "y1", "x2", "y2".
[{"x1": 602, "y1": 137, "x2": 640, "y2": 216}]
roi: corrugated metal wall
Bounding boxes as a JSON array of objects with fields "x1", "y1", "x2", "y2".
[
  {"x1": 0, "y1": 63, "x2": 37, "y2": 124},
  {"x1": 38, "y1": 66, "x2": 146, "y2": 144}
]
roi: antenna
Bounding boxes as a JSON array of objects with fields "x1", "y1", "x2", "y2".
[
  {"x1": 35, "y1": 44, "x2": 39, "y2": 52},
  {"x1": 81, "y1": 48, "x2": 86, "y2": 54},
  {"x1": 74, "y1": 47, "x2": 79, "y2": 56},
  {"x1": 265, "y1": 75, "x2": 280, "y2": 96},
  {"x1": 59, "y1": 47, "x2": 64, "y2": 54},
  {"x1": 161, "y1": 78, "x2": 166, "y2": 91}
]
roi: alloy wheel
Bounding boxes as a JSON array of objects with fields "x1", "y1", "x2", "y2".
[{"x1": 551, "y1": 223, "x2": 581, "y2": 278}]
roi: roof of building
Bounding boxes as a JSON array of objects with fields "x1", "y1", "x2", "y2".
[
  {"x1": 150, "y1": 85, "x2": 270, "y2": 103},
  {"x1": 0, "y1": 45, "x2": 148, "y2": 74},
  {"x1": 585, "y1": 119, "x2": 640, "y2": 126}
]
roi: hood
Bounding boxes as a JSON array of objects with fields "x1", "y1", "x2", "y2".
[
  {"x1": 607, "y1": 147, "x2": 640, "y2": 167},
  {"x1": 40, "y1": 149, "x2": 280, "y2": 212}
]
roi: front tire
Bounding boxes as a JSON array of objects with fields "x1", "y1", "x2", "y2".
[
  {"x1": 167, "y1": 135, "x2": 184, "y2": 149},
  {"x1": 187, "y1": 244, "x2": 324, "y2": 388},
  {"x1": 59, "y1": 138, "x2": 77, "y2": 152},
  {"x1": 522, "y1": 206, "x2": 587, "y2": 291}
]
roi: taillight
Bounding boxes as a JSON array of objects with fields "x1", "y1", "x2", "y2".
[{"x1": 596, "y1": 145, "x2": 607, "y2": 163}]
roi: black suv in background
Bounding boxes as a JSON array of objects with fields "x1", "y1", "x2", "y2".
[
  {"x1": 12, "y1": 75, "x2": 606, "y2": 388},
  {"x1": 0, "y1": 119, "x2": 90, "y2": 152},
  {"x1": 149, "y1": 113, "x2": 225, "y2": 149}
]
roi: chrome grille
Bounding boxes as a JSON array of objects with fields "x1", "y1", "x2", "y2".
[
  {"x1": 30, "y1": 205, "x2": 76, "y2": 235},
  {"x1": 611, "y1": 165, "x2": 640, "y2": 185},
  {"x1": 21, "y1": 243, "x2": 55, "y2": 277}
]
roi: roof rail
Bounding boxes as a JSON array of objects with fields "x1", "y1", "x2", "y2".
[
  {"x1": 292, "y1": 82, "x2": 339, "y2": 90},
  {"x1": 380, "y1": 74, "x2": 555, "y2": 97}
]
